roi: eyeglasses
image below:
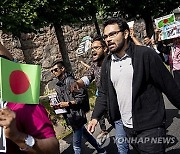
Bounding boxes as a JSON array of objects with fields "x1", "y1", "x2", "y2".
[
  {"x1": 51, "y1": 68, "x2": 59, "y2": 73},
  {"x1": 91, "y1": 46, "x2": 102, "y2": 51},
  {"x1": 103, "y1": 30, "x2": 122, "y2": 40}
]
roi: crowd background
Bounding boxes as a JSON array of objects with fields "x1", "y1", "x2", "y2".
[
  {"x1": 0, "y1": 6, "x2": 179, "y2": 141},
  {"x1": 0, "y1": 18, "x2": 178, "y2": 96}
]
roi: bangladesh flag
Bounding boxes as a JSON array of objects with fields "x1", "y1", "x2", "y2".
[
  {"x1": 0, "y1": 57, "x2": 41, "y2": 104},
  {"x1": 158, "y1": 14, "x2": 175, "y2": 28}
]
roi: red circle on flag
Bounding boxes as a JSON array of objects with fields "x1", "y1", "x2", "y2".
[
  {"x1": 10, "y1": 70, "x2": 30, "y2": 94},
  {"x1": 163, "y1": 19, "x2": 168, "y2": 24}
]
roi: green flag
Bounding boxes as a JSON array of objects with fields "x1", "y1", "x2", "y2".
[
  {"x1": 158, "y1": 14, "x2": 175, "y2": 28},
  {"x1": 0, "y1": 57, "x2": 41, "y2": 104}
]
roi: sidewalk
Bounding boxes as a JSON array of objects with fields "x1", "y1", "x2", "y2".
[
  {"x1": 59, "y1": 111, "x2": 119, "y2": 154},
  {"x1": 58, "y1": 95, "x2": 180, "y2": 154}
]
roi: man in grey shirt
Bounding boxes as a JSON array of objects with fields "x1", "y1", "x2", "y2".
[
  {"x1": 72, "y1": 35, "x2": 130, "y2": 153},
  {"x1": 88, "y1": 17, "x2": 180, "y2": 154}
]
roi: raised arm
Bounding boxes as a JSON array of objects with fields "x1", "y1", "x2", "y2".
[{"x1": 130, "y1": 28, "x2": 142, "y2": 45}]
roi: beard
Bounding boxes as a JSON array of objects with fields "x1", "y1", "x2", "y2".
[
  {"x1": 109, "y1": 38, "x2": 125, "y2": 54},
  {"x1": 93, "y1": 52, "x2": 105, "y2": 62}
]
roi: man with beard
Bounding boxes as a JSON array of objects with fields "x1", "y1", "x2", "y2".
[
  {"x1": 72, "y1": 35, "x2": 129, "y2": 154},
  {"x1": 87, "y1": 18, "x2": 180, "y2": 153},
  {"x1": 73, "y1": 35, "x2": 108, "y2": 138}
]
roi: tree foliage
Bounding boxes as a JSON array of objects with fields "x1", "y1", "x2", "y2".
[
  {"x1": 37, "y1": 0, "x2": 95, "y2": 24},
  {"x1": 35, "y1": 0, "x2": 99, "y2": 72},
  {"x1": 1, "y1": 0, "x2": 179, "y2": 70},
  {"x1": 0, "y1": 0, "x2": 99, "y2": 72},
  {"x1": 0, "y1": 0, "x2": 100, "y2": 35},
  {"x1": 96, "y1": 0, "x2": 180, "y2": 36},
  {"x1": 0, "y1": 0, "x2": 48, "y2": 36}
]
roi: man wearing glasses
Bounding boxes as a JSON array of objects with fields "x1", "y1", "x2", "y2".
[
  {"x1": 88, "y1": 17, "x2": 180, "y2": 153},
  {"x1": 72, "y1": 35, "x2": 129, "y2": 153}
]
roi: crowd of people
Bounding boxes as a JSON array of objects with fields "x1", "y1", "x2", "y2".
[
  {"x1": 87, "y1": 17, "x2": 180, "y2": 154},
  {"x1": 0, "y1": 16, "x2": 179, "y2": 154}
]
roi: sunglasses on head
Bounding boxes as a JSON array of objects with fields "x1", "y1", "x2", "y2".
[{"x1": 51, "y1": 68, "x2": 59, "y2": 73}]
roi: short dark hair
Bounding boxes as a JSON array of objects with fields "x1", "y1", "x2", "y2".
[
  {"x1": 51, "y1": 59, "x2": 64, "y2": 69},
  {"x1": 92, "y1": 35, "x2": 107, "y2": 49},
  {"x1": 103, "y1": 17, "x2": 130, "y2": 32}
]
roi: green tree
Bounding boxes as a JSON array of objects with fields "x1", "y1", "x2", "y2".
[
  {"x1": 96, "y1": 0, "x2": 179, "y2": 37},
  {"x1": 0, "y1": 0, "x2": 47, "y2": 36},
  {"x1": 37, "y1": 0, "x2": 108, "y2": 71},
  {"x1": 0, "y1": 0, "x2": 98, "y2": 72},
  {"x1": 36, "y1": 0, "x2": 95, "y2": 72}
]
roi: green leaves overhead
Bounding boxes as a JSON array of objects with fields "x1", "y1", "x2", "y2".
[
  {"x1": 0, "y1": 0, "x2": 179, "y2": 36},
  {"x1": 95, "y1": 0, "x2": 179, "y2": 20},
  {"x1": 37, "y1": 0, "x2": 97, "y2": 24},
  {"x1": 0, "y1": 0, "x2": 99, "y2": 35},
  {"x1": 95, "y1": 0, "x2": 179, "y2": 36},
  {"x1": 0, "y1": 0, "x2": 48, "y2": 35}
]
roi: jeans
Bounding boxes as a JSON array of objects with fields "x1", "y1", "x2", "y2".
[
  {"x1": 124, "y1": 126, "x2": 166, "y2": 154},
  {"x1": 114, "y1": 119, "x2": 130, "y2": 154},
  {"x1": 73, "y1": 125, "x2": 105, "y2": 154}
]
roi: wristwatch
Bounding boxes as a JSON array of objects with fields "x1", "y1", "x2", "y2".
[
  {"x1": 25, "y1": 135, "x2": 35, "y2": 148},
  {"x1": 20, "y1": 135, "x2": 35, "y2": 151}
]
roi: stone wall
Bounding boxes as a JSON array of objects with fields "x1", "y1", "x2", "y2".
[{"x1": 0, "y1": 19, "x2": 146, "y2": 95}]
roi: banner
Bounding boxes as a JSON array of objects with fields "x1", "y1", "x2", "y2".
[
  {"x1": 155, "y1": 14, "x2": 175, "y2": 29},
  {"x1": 76, "y1": 36, "x2": 92, "y2": 57},
  {"x1": 155, "y1": 14, "x2": 180, "y2": 40},
  {"x1": 161, "y1": 21, "x2": 180, "y2": 40},
  {"x1": 0, "y1": 58, "x2": 41, "y2": 104},
  {"x1": 127, "y1": 21, "x2": 134, "y2": 28}
]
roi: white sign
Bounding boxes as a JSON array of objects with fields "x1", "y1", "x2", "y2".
[
  {"x1": 154, "y1": 13, "x2": 175, "y2": 29},
  {"x1": 161, "y1": 21, "x2": 180, "y2": 40},
  {"x1": 127, "y1": 21, "x2": 134, "y2": 28},
  {"x1": 155, "y1": 13, "x2": 180, "y2": 40},
  {"x1": 76, "y1": 36, "x2": 92, "y2": 57},
  {"x1": 48, "y1": 93, "x2": 67, "y2": 114}
]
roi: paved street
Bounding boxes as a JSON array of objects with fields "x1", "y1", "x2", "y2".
[
  {"x1": 164, "y1": 95, "x2": 180, "y2": 154},
  {"x1": 60, "y1": 95, "x2": 180, "y2": 154}
]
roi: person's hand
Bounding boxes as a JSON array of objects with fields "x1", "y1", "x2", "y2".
[
  {"x1": 154, "y1": 28, "x2": 161, "y2": 34},
  {"x1": 130, "y1": 28, "x2": 135, "y2": 38},
  {"x1": 151, "y1": 39, "x2": 155, "y2": 45},
  {"x1": 87, "y1": 119, "x2": 98, "y2": 134},
  {"x1": 50, "y1": 101, "x2": 54, "y2": 108},
  {"x1": 158, "y1": 31, "x2": 162, "y2": 41},
  {"x1": 0, "y1": 107, "x2": 19, "y2": 140},
  {"x1": 57, "y1": 102, "x2": 69, "y2": 108},
  {"x1": 154, "y1": 28, "x2": 162, "y2": 41}
]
